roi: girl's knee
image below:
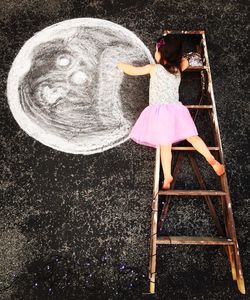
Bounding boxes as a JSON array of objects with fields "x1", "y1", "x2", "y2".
[{"x1": 186, "y1": 135, "x2": 199, "y2": 142}]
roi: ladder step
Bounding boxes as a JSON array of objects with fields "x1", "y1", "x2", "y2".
[
  {"x1": 158, "y1": 190, "x2": 226, "y2": 196},
  {"x1": 185, "y1": 105, "x2": 213, "y2": 109},
  {"x1": 156, "y1": 236, "x2": 234, "y2": 245},
  {"x1": 185, "y1": 66, "x2": 208, "y2": 72},
  {"x1": 172, "y1": 146, "x2": 220, "y2": 151}
]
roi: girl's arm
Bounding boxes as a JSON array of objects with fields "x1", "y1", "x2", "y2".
[{"x1": 117, "y1": 63, "x2": 153, "y2": 76}]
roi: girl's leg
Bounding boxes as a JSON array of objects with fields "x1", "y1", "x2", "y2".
[
  {"x1": 160, "y1": 144, "x2": 173, "y2": 189},
  {"x1": 186, "y1": 135, "x2": 225, "y2": 175}
]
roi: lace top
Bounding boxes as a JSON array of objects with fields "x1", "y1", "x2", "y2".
[{"x1": 149, "y1": 63, "x2": 181, "y2": 105}]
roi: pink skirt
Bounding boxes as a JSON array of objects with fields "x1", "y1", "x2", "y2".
[{"x1": 128, "y1": 102, "x2": 198, "y2": 148}]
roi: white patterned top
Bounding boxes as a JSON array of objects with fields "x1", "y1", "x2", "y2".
[{"x1": 149, "y1": 63, "x2": 181, "y2": 105}]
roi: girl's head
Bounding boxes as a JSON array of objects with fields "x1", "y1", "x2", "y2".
[{"x1": 154, "y1": 35, "x2": 183, "y2": 74}]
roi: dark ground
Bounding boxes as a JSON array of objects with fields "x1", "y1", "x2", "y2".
[{"x1": 0, "y1": 0, "x2": 249, "y2": 299}]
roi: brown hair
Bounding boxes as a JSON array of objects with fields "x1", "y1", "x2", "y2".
[{"x1": 156, "y1": 35, "x2": 183, "y2": 74}]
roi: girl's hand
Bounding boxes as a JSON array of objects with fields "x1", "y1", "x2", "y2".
[{"x1": 117, "y1": 62, "x2": 125, "y2": 72}]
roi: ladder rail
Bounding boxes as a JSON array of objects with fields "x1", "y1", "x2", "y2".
[
  {"x1": 202, "y1": 33, "x2": 245, "y2": 290},
  {"x1": 201, "y1": 33, "x2": 225, "y2": 164},
  {"x1": 204, "y1": 42, "x2": 239, "y2": 283},
  {"x1": 148, "y1": 147, "x2": 161, "y2": 293}
]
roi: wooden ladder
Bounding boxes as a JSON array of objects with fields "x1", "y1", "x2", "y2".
[{"x1": 148, "y1": 30, "x2": 246, "y2": 294}]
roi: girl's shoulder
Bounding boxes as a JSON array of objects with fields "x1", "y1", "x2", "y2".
[
  {"x1": 180, "y1": 56, "x2": 189, "y2": 72},
  {"x1": 151, "y1": 63, "x2": 181, "y2": 77},
  {"x1": 151, "y1": 57, "x2": 189, "y2": 75},
  {"x1": 149, "y1": 63, "x2": 159, "y2": 77}
]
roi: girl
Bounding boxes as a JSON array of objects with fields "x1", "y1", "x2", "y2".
[{"x1": 117, "y1": 34, "x2": 225, "y2": 189}]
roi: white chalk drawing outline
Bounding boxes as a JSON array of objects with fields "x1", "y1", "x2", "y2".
[{"x1": 7, "y1": 18, "x2": 154, "y2": 154}]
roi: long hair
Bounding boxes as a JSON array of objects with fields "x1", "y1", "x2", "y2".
[{"x1": 156, "y1": 35, "x2": 183, "y2": 74}]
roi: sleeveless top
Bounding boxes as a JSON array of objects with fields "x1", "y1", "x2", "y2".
[{"x1": 149, "y1": 63, "x2": 181, "y2": 105}]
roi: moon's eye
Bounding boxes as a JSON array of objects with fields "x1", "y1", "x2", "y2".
[{"x1": 56, "y1": 55, "x2": 71, "y2": 67}]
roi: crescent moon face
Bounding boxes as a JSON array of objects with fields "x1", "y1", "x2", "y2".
[{"x1": 7, "y1": 18, "x2": 154, "y2": 154}]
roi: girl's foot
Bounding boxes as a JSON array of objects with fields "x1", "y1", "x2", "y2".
[
  {"x1": 207, "y1": 157, "x2": 225, "y2": 176},
  {"x1": 162, "y1": 176, "x2": 173, "y2": 190}
]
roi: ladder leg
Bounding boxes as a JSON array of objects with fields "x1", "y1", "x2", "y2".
[
  {"x1": 149, "y1": 211, "x2": 157, "y2": 294},
  {"x1": 223, "y1": 194, "x2": 246, "y2": 294},
  {"x1": 203, "y1": 32, "x2": 246, "y2": 292},
  {"x1": 148, "y1": 147, "x2": 161, "y2": 293},
  {"x1": 220, "y1": 195, "x2": 237, "y2": 281},
  {"x1": 228, "y1": 245, "x2": 237, "y2": 281},
  {"x1": 210, "y1": 128, "x2": 245, "y2": 292},
  {"x1": 149, "y1": 197, "x2": 158, "y2": 293},
  {"x1": 234, "y1": 242, "x2": 245, "y2": 294}
]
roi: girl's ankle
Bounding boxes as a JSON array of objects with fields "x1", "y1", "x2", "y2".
[
  {"x1": 164, "y1": 175, "x2": 173, "y2": 181},
  {"x1": 207, "y1": 155, "x2": 216, "y2": 165}
]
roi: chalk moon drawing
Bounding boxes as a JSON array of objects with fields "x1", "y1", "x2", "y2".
[{"x1": 7, "y1": 18, "x2": 154, "y2": 154}]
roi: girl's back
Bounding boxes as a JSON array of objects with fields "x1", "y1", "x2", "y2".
[{"x1": 149, "y1": 63, "x2": 181, "y2": 105}]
